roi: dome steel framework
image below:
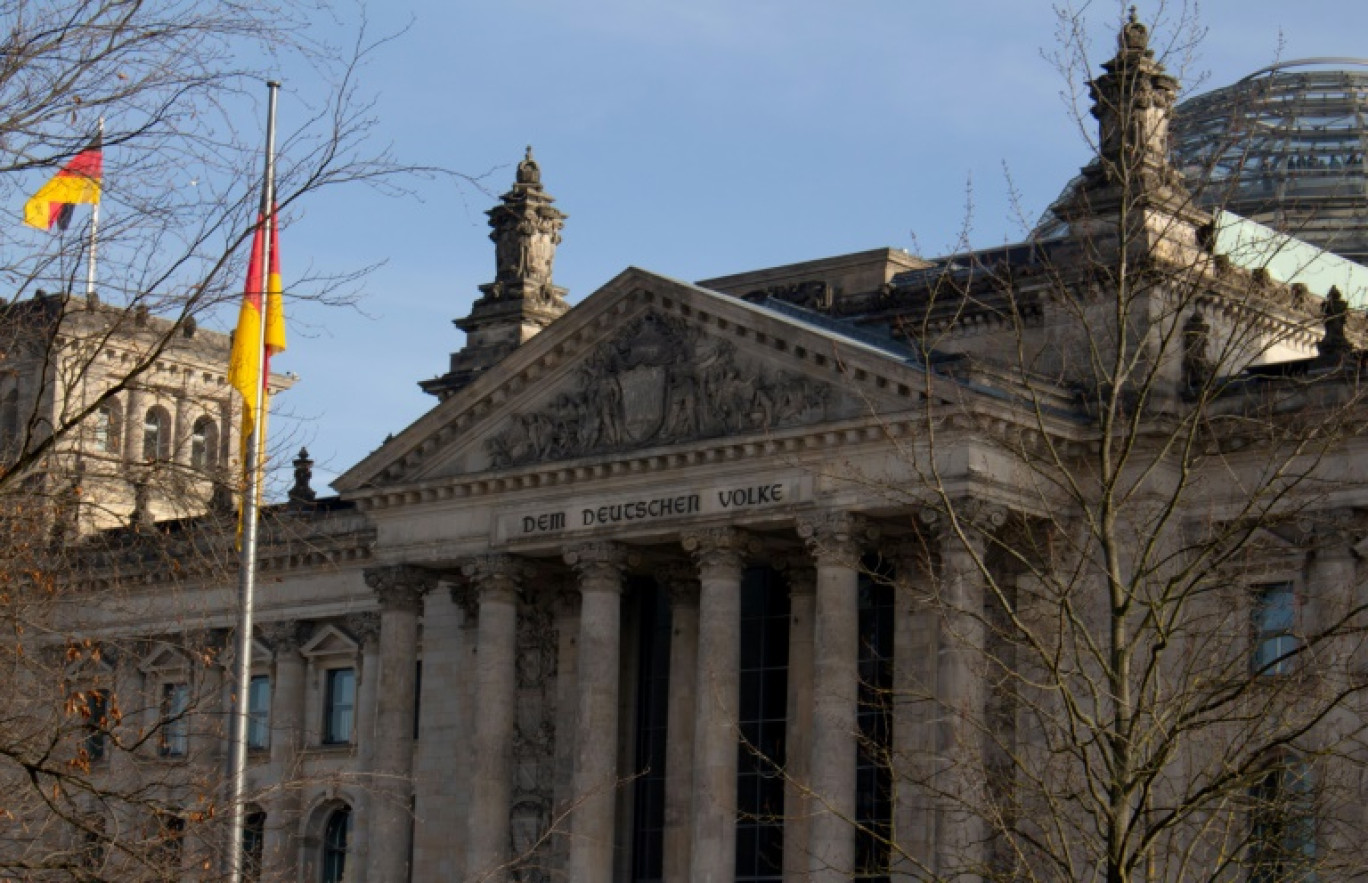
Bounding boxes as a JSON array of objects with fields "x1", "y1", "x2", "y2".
[{"x1": 1171, "y1": 59, "x2": 1368, "y2": 263}]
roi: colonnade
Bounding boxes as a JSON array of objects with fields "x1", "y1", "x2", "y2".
[{"x1": 354, "y1": 507, "x2": 1001, "y2": 883}]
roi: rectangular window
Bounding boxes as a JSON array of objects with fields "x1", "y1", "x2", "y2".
[
  {"x1": 83, "y1": 689, "x2": 109, "y2": 762},
  {"x1": 159, "y1": 682, "x2": 189, "y2": 757},
  {"x1": 1250, "y1": 759, "x2": 1316, "y2": 882},
  {"x1": 735, "y1": 566, "x2": 789, "y2": 883},
  {"x1": 1253, "y1": 583, "x2": 1299, "y2": 675},
  {"x1": 248, "y1": 675, "x2": 270, "y2": 750},
  {"x1": 324, "y1": 667, "x2": 355, "y2": 745}
]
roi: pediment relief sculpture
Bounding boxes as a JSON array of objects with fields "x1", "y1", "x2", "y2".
[{"x1": 487, "y1": 313, "x2": 829, "y2": 467}]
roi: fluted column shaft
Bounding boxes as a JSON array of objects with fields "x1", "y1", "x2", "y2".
[
  {"x1": 565, "y1": 543, "x2": 628, "y2": 882},
  {"x1": 783, "y1": 567, "x2": 817, "y2": 883},
  {"x1": 682, "y1": 529, "x2": 747, "y2": 883},
  {"x1": 890, "y1": 548, "x2": 936, "y2": 879},
  {"x1": 263, "y1": 626, "x2": 305, "y2": 877},
  {"x1": 363, "y1": 566, "x2": 433, "y2": 883},
  {"x1": 800, "y1": 513, "x2": 865, "y2": 882},
  {"x1": 464, "y1": 556, "x2": 525, "y2": 883},
  {"x1": 661, "y1": 567, "x2": 700, "y2": 882}
]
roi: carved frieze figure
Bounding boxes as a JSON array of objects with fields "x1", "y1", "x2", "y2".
[{"x1": 487, "y1": 312, "x2": 830, "y2": 467}]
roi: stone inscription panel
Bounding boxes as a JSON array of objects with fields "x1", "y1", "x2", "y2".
[{"x1": 492, "y1": 475, "x2": 812, "y2": 545}]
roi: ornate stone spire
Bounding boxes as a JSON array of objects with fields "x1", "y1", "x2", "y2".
[
  {"x1": 422, "y1": 147, "x2": 571, "y2": 398},
  {"x1": 1059, "y1": 8, "x2": 1199, "y2": 225}
]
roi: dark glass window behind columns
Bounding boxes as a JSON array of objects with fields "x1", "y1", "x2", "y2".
[
  {"x1": 631, "y1": 579, "x2": 671, "y2": 882},
  {"x1": 737, "y1": 566, "x2": 790, "y2": 882},
  {"x1": 856, "y1": 561, "x2": 895, "y2": 881}
]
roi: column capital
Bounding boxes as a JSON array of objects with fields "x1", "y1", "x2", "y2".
[
  {"x1": 260, "y1": 621, "x2": 304, "y2": 655},
  {"x1": 564, "y1": 541, "x2": 630, "y2": 589},
  {"x1": 364, "y1": 564, "x2": 438, "y2": 611},
  {"x1": 681, "y1": 527, "x2": 750, "y2": 575},
  {"x1": 344, "y1": 612, "x2": 381, "y2": 647},
  {"x1": 460, "y1": 553, "x2": 528, "y2": 605},
  {"x1": 781, "y1": 565, "x2": 817, "y2": 599},
  {"x1": 797, "y1": 511, "x2": 875, "y2": 566}
]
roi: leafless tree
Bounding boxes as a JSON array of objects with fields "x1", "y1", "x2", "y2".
[
  {"x1": 0, "y1": 0, "x2": 449, "y2": 877},
  {"x1": 816, "y1": 6, "x2": 1368, "y2": 881}
]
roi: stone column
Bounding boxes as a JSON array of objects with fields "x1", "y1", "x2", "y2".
[
  {"x1": 363, "y1": 566, "x2": 434, "y2": 883},
  {"x1": 797, "y1": 512, "x2": 867, "y2": 882},
  {"x1": 888, "y1": 541, "x2": 936, "y2": 879},
  {"x1": 933, "y1": 504, "x2": 1000, "y2": 882},
  {"x1": 782, "y1": 566, "x2": 817, "y2": 882},
  {"x1": 659, "y1": 564, "x2": 700, "y2": 882},
  {"x1": 680, "y1": 528, "x2": 747, "y2": 883},
  {"x1": 172, "y1": 393, "x2": 190, "y2": 465},
  {"x1": 262, "y1": 622, "x2": 306, "y2": 880},
  {"x1": 123, "y1": 386, "x2": 146, "y2": 463},
  {"x1": 346, "y1": 611, "x2": 381, "y2": 878},
  {"x1": 412, "y1": 583, "x2": 474, "y2": 878},
  {"x1": 564, "y1": 542, "x2": 628, "y2": 882},
  {"x1": 462, "y1": 555, "x2": 525, "y2": 883}
]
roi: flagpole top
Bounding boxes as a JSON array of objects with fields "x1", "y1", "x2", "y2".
[{"x1": 266, "y1": 79, "x2": 281, "y2": 89}]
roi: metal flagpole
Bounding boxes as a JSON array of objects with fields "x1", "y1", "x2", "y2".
[
  {"x1": 84, "y1": 118, "x2": 103, "y2": 299},
  {"x1": 227, "y1": 79, "x2": 279, "y2": 883}
]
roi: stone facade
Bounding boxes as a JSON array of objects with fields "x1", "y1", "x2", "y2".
[{"x1": 31, "y1": 16, "x2": 1368, "y2": 883}]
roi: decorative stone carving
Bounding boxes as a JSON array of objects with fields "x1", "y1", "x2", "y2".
[
  {"x1": 744, "y1": 280, "x2": 832, "y2": 310},
  {"x1": 797, "y1": 511, "x2": 875, "y2": 566},
  {"x1": 343, "y1": 612, "x2": 380, "y2": 647},
  {"x1": 507, "y1": 589, "x2": 559, "y2": 881},
  {"x1": 460, "y1": 554, "x2": 527, "y2": 605},
  {"x1": 680, "y1": 527, "x2": 750, "y2": 574},
  {"x1": 487, "y1": 312, "x2": 829, "y2": 467},
  {"x1": 260, "y1": 621, "x2": 304, "y2": 654},
  {"x1": 657, "y1": 563, "x2": 700, "y2": 607},
  {"x1": 364, "y1": 565, "x2": 438, "y2": 610},
  {"x1": 488, "y1": 147, "x2": 565, "y2": 300},
  {"x1": 563, "y1": 542, "x2": 630, "y2": 589}
]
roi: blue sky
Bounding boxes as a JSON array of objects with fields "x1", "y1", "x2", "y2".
[{"x1": 256, "y1": 0, "x2": 1368, "y2": 493}]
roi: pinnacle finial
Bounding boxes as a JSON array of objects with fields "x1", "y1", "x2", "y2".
[
  {"x1": 1120, "y1": 6, "x2": 1149, "y2": 52},
  {"x1": 516, "y1": 145, "x2": 541, "y2": 186}
]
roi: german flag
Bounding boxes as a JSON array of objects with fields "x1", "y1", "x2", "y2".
[
  {"x1": 228, "y1": 212, "x2": 287, "y2": 470},
  {"x1": 23, "y1": 133, "x2": 103, "y2": 231}
]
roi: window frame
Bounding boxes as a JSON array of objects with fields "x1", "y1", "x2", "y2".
[
  {"x1": 158, "y1": 681, "x2": 190, "y2": 757},
  {"x1": 1252, "y1": 581, "x2": 1301, "y2": 676},
  {"x1": 247, "y1": 674, "x2": 271, "y2": 751},
  {"x1": 323, "y1": 667, "x2": 356, "y2": 746},
  {"x1": 142, "y1": 405, "x2": 172, "y2": 462}
]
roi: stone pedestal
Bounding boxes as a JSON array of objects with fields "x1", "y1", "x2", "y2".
[
  {"x1": 682, "y1": 529, "x2": 747, "y2": 883},
  {"x1": 565, "y1": 542, "x2": 628, "y2": 882}
]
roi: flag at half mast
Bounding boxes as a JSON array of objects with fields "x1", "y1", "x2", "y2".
[
  {"x1": 228, "y1": 212, "x2": 287, "y2": 471},
  {"x1": 23, "y1": 133, "x2": 102, "y2": 231}
]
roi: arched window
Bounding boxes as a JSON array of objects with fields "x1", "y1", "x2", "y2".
[
  {"x1": 242, "y1": 808, "x2": 266, "y2": 882},
  {"x1": 190, "y1": 416, "x2": 217, "y2": 470},
  {"x1": 93, "y1": 402, "x2": 121, "y2": 454},
  {"x1": 143, "y1": 406, "x2": 171, "y2": 462},
  {"x1": 321, "y1": 806, "x2": 351, "y2": 883},
  {"x1": 1250, "y1": 754, "x2": 1316, "y2": 882}
]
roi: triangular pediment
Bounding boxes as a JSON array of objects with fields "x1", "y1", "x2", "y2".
[
  {"x1": 336, "y1": 268, "x2": 927, "y2": 492},
  {"x1": 299, "y1": 624, "x2": 359, "y2": 659},
  {"x1": 139, "y1": 643, "x2": 189, "y2": 674}
]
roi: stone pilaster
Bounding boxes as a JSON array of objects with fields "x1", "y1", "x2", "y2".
[
  {"x1": 797, "y1": 511, "x2": 870, "y2": 882},
  {"x1": 563, "y1": 542, "x2": 629, "y2": 882},
  {"x1": 782, "y1": 565, "x2": 817, "y2": 883},
  {"x1": 261, "y1": 621, "x2": 305, "y2": 880},
  {"x1": 461, "y1": 555, "x2": 527, "y2": 883},
  {"x1": 681, "y1": 528, "x2": 747, "y2": 883},
  {"x1": 123, "y1": 386, "x2": 146, "y2": 463},
  {"x1": 363, "y1": 565, "x2": 435, "y2": 883}
]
